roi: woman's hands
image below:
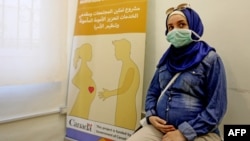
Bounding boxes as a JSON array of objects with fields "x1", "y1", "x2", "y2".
[
  {"x1": 149, "y1": 116, "x2": 187, "y2": 141},
  {"x1": 149, "y1": 116, "x2": 176, "y2": 133}
]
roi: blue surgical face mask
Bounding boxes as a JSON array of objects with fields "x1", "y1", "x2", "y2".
[{"x1": 166, "y1": 28, "x2": 200, "y2": 48}]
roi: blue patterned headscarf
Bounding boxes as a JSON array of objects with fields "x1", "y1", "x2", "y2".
[{"x1": 157, "y1": 7, "x2": 215, "y2": 73}]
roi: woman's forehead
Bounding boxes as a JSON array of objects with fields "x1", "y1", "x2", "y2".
[{"x1": 167, "y1": 14, "x2": 188, "y2": 24}]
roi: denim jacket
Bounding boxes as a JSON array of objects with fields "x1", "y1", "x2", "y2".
[{"x1": 145, "y1": 51, "x2": 227, "y2": 141}]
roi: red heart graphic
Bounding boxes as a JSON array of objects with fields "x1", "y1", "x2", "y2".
[{"x1": 88, "y1": 86, "x2": 94, "y2": 93}]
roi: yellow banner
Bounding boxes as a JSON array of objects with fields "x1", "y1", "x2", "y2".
[{"x1": 66, "y1": 0, "x2": 147, "y2": 140}]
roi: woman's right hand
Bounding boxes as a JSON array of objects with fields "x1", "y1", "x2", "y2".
[{"x1": 149, "y1": 116, "x2": 176, "y2": 133}]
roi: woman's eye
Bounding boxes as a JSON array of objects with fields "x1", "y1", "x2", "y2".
[
  {"x1": 168, "y1": 26, "x2": 173, "y2": 31},
  {"x1": 179, "y1": 23, "x2": 187, "y2": 28},
  {"x1": 179, "y1": 23, "x2": 184, "y2": 28}
]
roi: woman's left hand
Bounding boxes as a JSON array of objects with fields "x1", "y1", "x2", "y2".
[{"x1": 162, "y1": 130, "x2": 187, "y2": 141}]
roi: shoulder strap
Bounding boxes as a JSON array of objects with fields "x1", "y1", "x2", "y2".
[{"x1": 157, "y1": 72, "x2": 181, "y2": 102}]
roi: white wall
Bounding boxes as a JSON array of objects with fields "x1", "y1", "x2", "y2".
[
  {"x1": 0, "y1": 114, "x2": 66, "y2": 141},
  {"x1": 0, "y1": 0, "x2": 78, "y2": 141},
  {"x1": 143, "y1": 0, "x2": 250, "y2": 137}
]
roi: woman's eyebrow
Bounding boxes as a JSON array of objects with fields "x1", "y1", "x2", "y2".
[
  {"x1": 177, "y1": 19, "x2": 187, "y2": 23},
  {"x1": 168, "y1": 19, "x2": 186, "y2": 24},
  {"x1": 167, "y1": 23, "x2": 173, "y2": 26}
]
